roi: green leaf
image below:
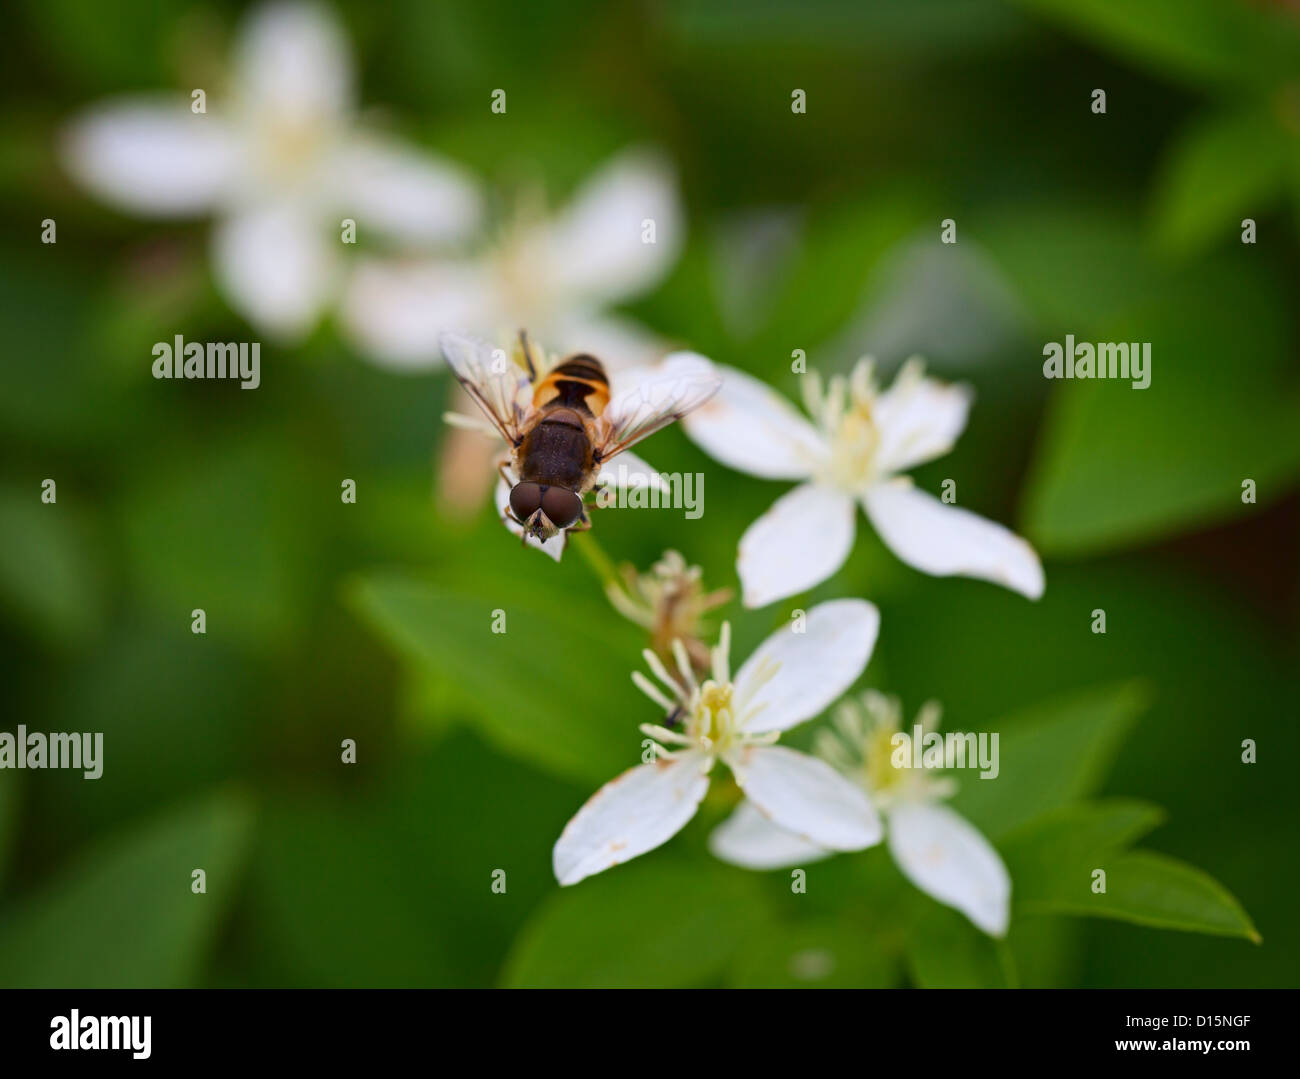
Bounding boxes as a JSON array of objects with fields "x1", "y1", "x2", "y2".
[
  {"x1": 0, "y1": 485, "x2": 104, "y2": 648},
  {"x1": 1152, "y1": 105, "x2": 1291, "y2": 255},
  {"x1": 1011, "y1": 0, "x2": 1300, "y2": 89},
  {"x1": 348, "y1": 572, "x2": 645, "y2": 786},
  {"x1": 949, "y1": 681, "x2": 1150, "y2": 839},
  {"x1": 1019, "y1": 850, "x2": 1260, "y2": 942},
  {"x1": 1005, "y1": 800, "x2": 1165, "y2": 862},
  {"x1": 0, "y1": 791, "x2": 254, "y2": 987},
  {"x1": 1019, "y1": 259, "x2": 1300, "y2": 556},
  {"x1": 905, "y1": 902, "x2": 1016, "y2": 988},
  {"x1": 502, "y1": 860, "x2": 768, "y2": 987},
  {"x1": 728, "y1": 916, "x2": 897, "y2": 987},
  {"x1": 1002, "y1": 799, "x2": 1166, "y2": 907}
]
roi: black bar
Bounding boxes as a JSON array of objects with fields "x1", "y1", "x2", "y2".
[{"x1": 0, "y1": 988, "x2": 1289, "y2": 1065}]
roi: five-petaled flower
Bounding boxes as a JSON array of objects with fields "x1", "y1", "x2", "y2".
[
  {"x1": 682, "y1": 357, "x2": 1045, "y2": 608},
  {"x1": 61, "y1": 1, "x2": 481, "y2": 340},
  {"x1": 553, "y1": 599, "x2": 883, "y2": 886},
  {"x1": 709, "y1": 691, "x2": 1012, "y2": 937}
]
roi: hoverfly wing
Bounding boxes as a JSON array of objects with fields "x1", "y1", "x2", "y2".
[
  {"x1": 440, "y1": 331, "x2": 533, "y2": 445},
  {"x1": 595, "y1": 352, "x2": 721, "y2": 462}
]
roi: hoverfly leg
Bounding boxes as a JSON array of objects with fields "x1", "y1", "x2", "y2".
[
  {"x1": 664, "y1": 705, "x2": 685, "y2": 730},
  {"x1": 517, "y1": 329, "x2": 539, "y2": 381}
]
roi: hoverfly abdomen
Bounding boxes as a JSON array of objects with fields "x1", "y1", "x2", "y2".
[{"x1": 533, "y1": 353, "x2": 610, "y2": 417}]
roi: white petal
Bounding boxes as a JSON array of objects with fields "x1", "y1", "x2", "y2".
[
  {"x1": 212, "y1": 204, "x2": 338, "y2": 339},
  {"x1": 873, "y1": 361, "x2": 973, "y2": 475},
  {"x1": 887, "y1": 800, "x2": 1011, "y2": 937},
  {"x1": 682, "y1": 365, "x2": 826, "y2": 480},
  {"x1": 61, "y1": 99, "x2": 238, "y2": 216},
  {"x1": 331, "y1": 135, "x2": 482, "y2": 245},
  {"x1": 494, "y1": 477, "x2": 565, "y2": 561},
  {"x1": 862, "y1": 481, "x2": 1044, "y2": 599},
  {"x1": 542, "y1": 148, "x2": 682, "y2": 305},
  {"x1": 735, "y1": 598, "x2": 879, "y2": 734},
  {"x1": 726, "y1": 746, "x2": 882, "y2": 852},
  {"x1": 708, "y1": 799, "x2": 833, "y2": 870},
  {"x1": 234, "y1": 1, "x2": 353, "y2": 122},
  {"x1": 340, "y1": 258, "x2": 497, "y2": 370},
  {"x1": 737, "y1": 483, "x2": 856, "y2": 608},
  {"x1": 595, "y1": 451, "x2": 668, "y2": 493},
  {"x1": 553, "y1": 752, "x2": 711, "y2": 886}
]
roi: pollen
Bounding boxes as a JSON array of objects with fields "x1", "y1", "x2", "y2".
[
  {"x1": 691, "y1": 681, "x2": 737, "y2": 749},
  {"x1": 806, "y1": 359, "x2": 885, "y2": 492}
]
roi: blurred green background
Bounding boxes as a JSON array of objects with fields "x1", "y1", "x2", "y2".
[{"x1": 1, "y1": 0, "x2": 1298, "y2": 988}]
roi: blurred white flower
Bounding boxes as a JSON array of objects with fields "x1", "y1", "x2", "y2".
[
  {"x1": 552, "y1": 599, "x2": 882, "y2": 886},
  {"x1": 682, "y1": 358, "x2": 1045, "y2": 607},
  {"x1": 342, "y1": 148, "x2": 682, "y2": 371},
  {"x1": 710, "y1": 691, "x2": 1012, "y2": 937},
  {"x1": 61, "y1": 1, "x2": 481, "y2": 339}
]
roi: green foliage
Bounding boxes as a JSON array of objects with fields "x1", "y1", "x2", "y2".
[
  {"x1": 349, "y1": 571, "x2": 646, "y2": 786},
  {"x1": 0, "y1": 792, "x2": 253, "y2": 987},
  {"x1": 905, "y1": 903, "x2": 1016, "y2": 989},
  {"x1": 1012, "y1": 0, "x2": 1300, "y2": 88},
  {"x1": 728, "y1": 916, "x2": 897, "y2": 988},
  {"x1": 503, "y1": 859, "x2": 769, "y2": 988},
  {"x1": 0, "y1": 484, "x2": 104, "y2": 647},
  {"x1": 949, "y1": 681, "x2": 1149, "y2": 839},
  {"x1": 1152, "y1": 106, "x2": 1292, "y2": 255}
]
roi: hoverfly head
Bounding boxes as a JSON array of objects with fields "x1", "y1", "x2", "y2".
[{"x1": 510, "y1": 481, "x2": 583, "y2": 540}]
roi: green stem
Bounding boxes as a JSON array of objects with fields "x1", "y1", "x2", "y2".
[{"x1": 571, "y1": 530, "x2": 620, "y2": 591}]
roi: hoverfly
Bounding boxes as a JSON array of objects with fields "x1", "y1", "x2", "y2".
[{"x1": 440, "y1": 330, "x2": 720, "y2": 551}]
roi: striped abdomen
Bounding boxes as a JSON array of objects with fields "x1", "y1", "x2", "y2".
[{"x1": 532, "y1": 354, "x2": 610, "y2": 418}]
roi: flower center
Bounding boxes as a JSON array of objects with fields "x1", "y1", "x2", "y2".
[
  {"x1": 826, "y1": 406, "x2": 880, "y2": 490},
  {"x1": 816, "y1": 692, "x2": 955, "y2": 809},
  {"x1": 691, "y1": 680, "x2": 737, "y2": 751},
  {"x1": 864, "y1": 722, "x2": 908, "y2": 794},
  {"x1": 804, "y1": 360, "x2": 883, "y2": 493},
  {"x1": 252, "y1": 113, "x2": 333, "y2": 188},
  {"x1": 633, "y1": 623, "x2": 782, "y2": 761}
]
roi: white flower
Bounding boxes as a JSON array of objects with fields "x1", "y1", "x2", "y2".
[
  {"x1": 682, "y1": 358, "x2": 1045, "y2": 608},
  {"x1": 709, "y1": 692, "x2": 1011, "y2": 937},
  {"x1": 60, "y1": 1, "x2": 481, "y2": 340},
  {"x1": 552, "y1": 599, "x2": 883, "y2": 886},
  {"x1": 341, "y1": 148, "x2": 682, "y2": 371}
]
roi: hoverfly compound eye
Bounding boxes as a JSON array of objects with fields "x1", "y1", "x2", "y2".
[
  {"x1": 509, "y1": 482, "x2": 543, "y2": 522},
  {"x1": 540, "y1": 486, "x2": 583, "y2": 529}
]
